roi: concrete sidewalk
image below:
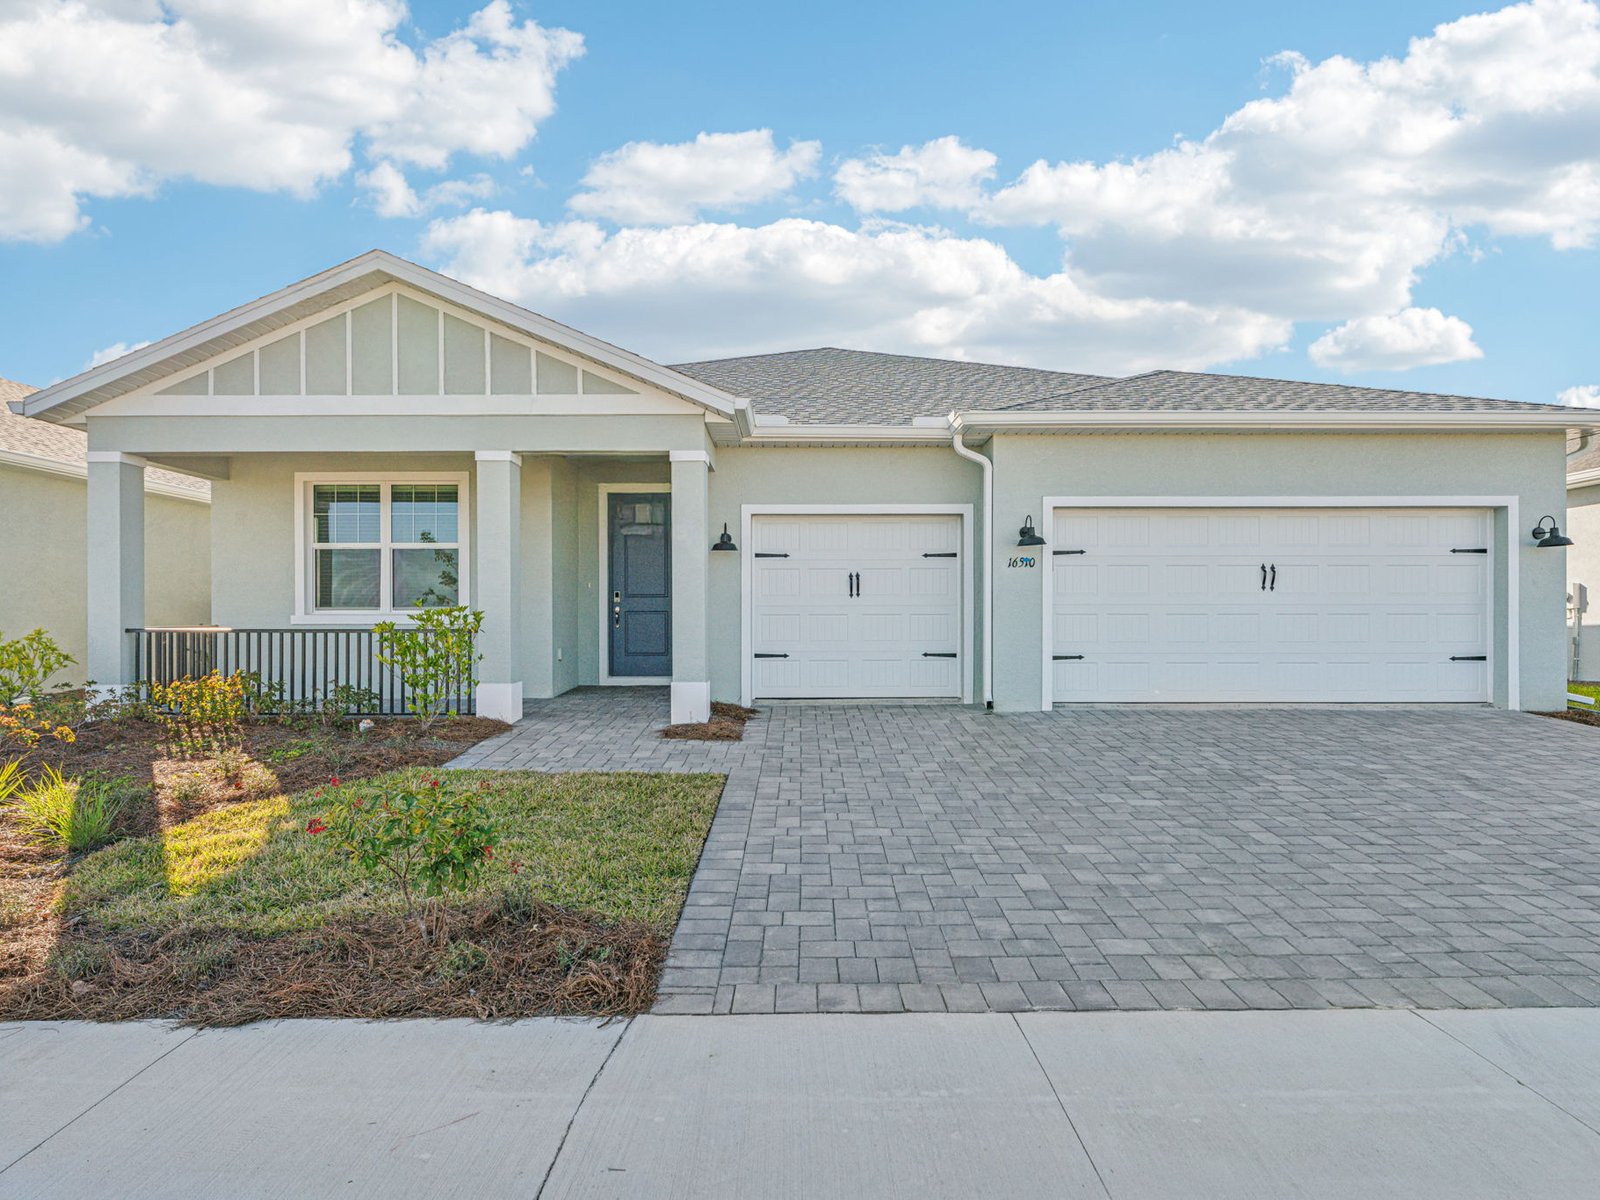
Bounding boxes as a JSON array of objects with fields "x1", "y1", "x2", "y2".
[{"x1": 4, "y1": 1010, "x2": 1600, "y2": 1198}]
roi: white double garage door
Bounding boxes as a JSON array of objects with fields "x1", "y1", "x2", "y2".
[
  {"x1": 1050, "y1": 506, "x2": 1493, "y2": 704},
  {"x1": 746, "y1": 506, "x2": 1492, "y2": 704}
]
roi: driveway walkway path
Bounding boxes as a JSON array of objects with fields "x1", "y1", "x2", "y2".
[
  {"x1": 451, "y1": 690, "x2": 1600, "y2": 1014},
  {"x1": 6, "y1": 1011, "x2": 1600, "y2": 1198}
]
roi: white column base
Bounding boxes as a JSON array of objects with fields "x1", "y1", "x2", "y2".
[
  {"x1": 475, "y1": 681, "x2": 525, "y2": 724},
  {"x1": 671, "y1": 681, "x2": 711, "y2": 725}
]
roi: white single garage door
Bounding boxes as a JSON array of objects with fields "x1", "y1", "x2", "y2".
[
  {"x1": 1050, "y1": 507, "x2": 1492, "y2": 703},
  {"x1": 750, "y1": 513, "x2": 963, "y2": 698}
]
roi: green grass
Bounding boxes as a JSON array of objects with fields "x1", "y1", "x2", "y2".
[
  {"x1": 60, "y1": 770, "x2": 724, "y2": 937},
  {"x1": 1569, "y1": 682, "x2": 1600, "y2": 707}
]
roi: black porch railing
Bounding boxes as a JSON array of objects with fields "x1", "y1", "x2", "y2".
[{"x1": 128, "y1": 626, "x2": 475, "y2": 717}]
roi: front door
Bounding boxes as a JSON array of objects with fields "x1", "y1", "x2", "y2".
[{"x1": 608, "y1": 493, "x2": 672, "y2": 677}]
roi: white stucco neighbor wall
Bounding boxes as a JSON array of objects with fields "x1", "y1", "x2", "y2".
[
  {"x1": 989, "y1": 430, "x2": 1570, "y2": 713},
  {"x1": 1566, "y1": 480, "x2": 1600, "y2": 682},
  {"x1": 0, "y1": 461, "x2": 210, "y2": 687}
]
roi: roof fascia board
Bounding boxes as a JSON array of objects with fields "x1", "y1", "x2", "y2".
[
  {"x1": 953, "y1": 410, "x2": 1595, "y2": 434},
  {"x1": 1568, "y1": 467, "x2": 1600, "y2": 489},
  {"x1": 0, "y1": 448, "x2": 210, "y2": 502}
]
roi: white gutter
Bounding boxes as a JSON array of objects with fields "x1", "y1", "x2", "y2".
[
  {"x1": 1569, "y1": 467, "x2": 1600, "y2": 489},
  {"x1": 953, "y1": 409, "x2": 1596, "y2": 434},
  {"x1": 949, "y1": 422, "x2": 993, "y2": 708}
]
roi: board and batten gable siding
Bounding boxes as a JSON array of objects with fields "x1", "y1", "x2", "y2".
[
  {"x1": 0, "y1": 461, "x2": 210, "y2": 686},
  {"x1": 989, "y1": 430, "x2": 1569, "y2": 712},
  {"x1": 149, "y1": 286, "x2": 642, "y2": 401}
]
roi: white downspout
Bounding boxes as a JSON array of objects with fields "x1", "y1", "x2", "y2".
[{"x1": 950, "y1": 422, "x2": 993, "y2": 707}]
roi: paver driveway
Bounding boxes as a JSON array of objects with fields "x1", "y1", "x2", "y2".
[{"x1": 451, "y1": 690, "x2": 1600, "y2": 1014}]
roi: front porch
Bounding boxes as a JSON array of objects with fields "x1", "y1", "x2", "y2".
[{"x1": 93, "y1": 446, "x2": 720, "y2": 725}]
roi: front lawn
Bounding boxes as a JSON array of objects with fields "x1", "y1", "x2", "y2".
[{"x1": 2, "y1": 769, "x2": 723, "y2": 1023}]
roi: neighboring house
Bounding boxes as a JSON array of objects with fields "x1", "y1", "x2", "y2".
[
  {"x1": 7, "y1": 251, "x2": 1586, "y2": 723},
  {"x1": 1566, "y1": 442, "x2": 1600, "y2": 681},
  {"x1": 0, "y1": 376, "x2": 211, "y2": 687}
]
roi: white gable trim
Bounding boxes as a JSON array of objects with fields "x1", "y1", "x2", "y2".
[{"x1": 20, "y1": 250, "x2": 741, "y2": 423}]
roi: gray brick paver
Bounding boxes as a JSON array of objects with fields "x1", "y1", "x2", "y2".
[{"x1": 455, "y1": 690, "x2": 1600, "y2": 1014}]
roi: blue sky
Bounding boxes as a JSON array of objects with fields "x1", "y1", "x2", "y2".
[{"x1": 1, "y1": 0, "x2": 1596, "y2": 407}]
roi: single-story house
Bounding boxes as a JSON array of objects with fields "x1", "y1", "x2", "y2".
[
  {"x1": 1566, "y1": 443, "x2": 1600, "y2": 680},
  {"x1": 0, "y1": 376, "x2": 210, "y2": 686},
  {"x1": 8, "y1": 251, "x2": 1589, "y2": 722}
]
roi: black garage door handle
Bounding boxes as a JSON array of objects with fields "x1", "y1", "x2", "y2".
[
  {"x1": 754, "y1": 653, "x2": 789, "y2": 659},
  {"x1": 922, "y1": 652, "x2": 957, "y2": 658}
]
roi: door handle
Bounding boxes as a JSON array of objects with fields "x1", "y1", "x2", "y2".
[
  {"x1": 1260, "y1": 564, "x2": 1267, "y2": 591},
  {"x1": 846, "y1": 572, "x2": 854, "y2": 597},
  {"x1": 1270, "y1": 564, "x2": 1277, "y2": 592},
  {"x1": 853, "y1": 571, "x2": 861, "y2": 597}
]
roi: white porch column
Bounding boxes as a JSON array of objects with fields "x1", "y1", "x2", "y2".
[
  {"x1": 669, "y1": 450, "x2": 711, "y2": 724},
  {"x1": 474, "y1": 451, "x2": 523, "y2": 723},
  {"x1": 86, "y1": 452, "x2": 145, "y2": 690}
]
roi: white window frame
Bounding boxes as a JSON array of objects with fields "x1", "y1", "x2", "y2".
[{"x1": 293, "y1": 471, "x2": 472, "y2": 625}]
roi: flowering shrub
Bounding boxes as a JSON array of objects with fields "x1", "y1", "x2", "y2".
[
  {"x1": 310, "y1": 777, "x2": 498, "y2": 937},
  {"x1": 151, "y1": 671, "x2": 249, "y2": 753},
  {"x1": 0, "y1": 702, "x2": 76, "y2": 750},
  {"x1": 374, "y1": 607, "x2": 483, "y2": 728},
  {"x1": 0, "y1": 629, "x2": 74, "y2": 705}
]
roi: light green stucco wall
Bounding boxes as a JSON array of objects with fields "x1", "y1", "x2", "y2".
[
  {"x1": 0, "y1": 462, "x2": 210, "y2": 687},
  {"x1": 989, "y1": 431, "x2": 1569, "y2": 712}
]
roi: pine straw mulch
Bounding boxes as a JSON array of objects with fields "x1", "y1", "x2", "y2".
[
  {"x1": 1540, "y1": 707, "x2": 1600, "y2": 728},
  {"x1": 0, "y1": 714, "x2": 511, "y2": 1016},
  {"x1": 660, "y1": 701, "x2": 760, "y2": 741},
  {"x1": 3, "y1": 899, "x2": 661, "y2": 1025},
  {"x1": 15, "y1": 715, "x2": 510, "y2": 834}
]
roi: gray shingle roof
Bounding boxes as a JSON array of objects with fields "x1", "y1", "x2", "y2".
[
  {"x1": 671, "y1": 353, "x2": 1560, "y2": 424},
  {"x1": 1, "y1": 376, "x2": 208, "y2": 497},
  {"x1": 998, "y1": 370, "x2": 1558, "y2": 414},
  {"x1": 670, "y1": 347, "x2": 1109, "y2": 424},
  {"x1": 1570, "y1": 441, "x2": 1600, "y2": 476}
]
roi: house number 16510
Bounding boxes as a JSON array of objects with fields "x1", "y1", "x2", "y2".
[{"x1": 1007, "y1": 556, "x2": 1037, "y2": 569}]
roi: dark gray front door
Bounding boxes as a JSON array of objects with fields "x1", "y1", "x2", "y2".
[{"x1": 608, "y1": 493, "x2": 672, "y2": 677}]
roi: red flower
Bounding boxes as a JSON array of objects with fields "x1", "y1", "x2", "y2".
[
  {"x1": 328, "y1": 776, "x2": 341, "y2": 786},
  {"x1": 429, "y1": 778, "x2": 440, "y2": 788},
  {"x1": 482, "y1": 846, "x2": 493, "y2": 860},
  {"x1": 352, "y1": 798, "x2": 364, "y2": 809},
  {"x1": 305, "y1": 818, "x2": 328, "y2": 835}
]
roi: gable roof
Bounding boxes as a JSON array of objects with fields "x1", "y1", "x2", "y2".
[
  {"x1": 672, "y1": 347, "x2": 1108, "y2": 425},
  {"x1": 0, "y1": 377, "x2": 208, "y2": 498},
  {"x1": 12, "y1": 251, "x2": 741, "y2": 425},
  {"x1": 1570, "y1": 440, "x2": 1600, "y2": 478},
  {"x1": 997, "y1": 369, "x2": 1560, "y2": 415}
]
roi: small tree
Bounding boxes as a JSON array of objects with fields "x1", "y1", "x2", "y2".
[
  {"x1": 310, "y1": 777, "x2": 498, "y2": 939},
  {"x1": 374, "y1": 607, "x2": 483, "y2": 728},
  {"x1": 0, "y1": 629, "x2": 74, "y2": 704}
]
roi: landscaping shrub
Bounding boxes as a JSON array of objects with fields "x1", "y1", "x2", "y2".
[
  {"x1": 313, "y1": 777, "x2": 498, "y2": 937},
  {"x1": 151, "y1": 671, "x2": 249, "y2": 753},
  {"x1": 0, "y1": 702, "x2": 76, "y2": 752},
  {"x1": 374, "y1": 607, "x2": 483, "y2": 728},
  {"x1": 6, "y1": 766, "x2": 131, "y2": 852},
  {"x1": 0, "y1": 629, "x2": 74, "y2": 704}
]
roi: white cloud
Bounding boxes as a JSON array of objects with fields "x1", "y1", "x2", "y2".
[
  {"x1": 0, "y1": 0, "x2": 581, "y2": 242},
  {"x1": 1559, "y1": 384, "x2": 1600, "y2": 408},
  {"x1": 835, "y1": 136, "x2": 998, "y2": 213},
  {"x1": 1307, "y1": 307, "x2": 1483, "y2": 371},
  {"x1": 978, "y1": 0, "x2": 1600, "y2": 326},
  {"x1": 422, "y1": 210, "x2": 1287, "y2": 371},
  {"x1": 568, "y1": 130, "x2": 821, "y2": 225},
  {"x1": 357, "y1": 161, "x2": 495, "y2": 218},
  {"x1": 86, "y1": 340, "x2": 152, "y2": 369}
]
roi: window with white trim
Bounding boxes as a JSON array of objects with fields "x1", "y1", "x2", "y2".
[{"x1": 305, "y1": 479, "x2": 466, "y2": 615}]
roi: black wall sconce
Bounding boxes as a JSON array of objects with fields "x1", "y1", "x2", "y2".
[
  {"x1": 710, "y1": 523, "x2": 739, "y2": 552},
  {"x1": 1531, "y1": 515, "x2": 1575, "y2": 548},
  {"x1": 1017, "y1": 515, "x2": 1046, "y2": 547}
]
